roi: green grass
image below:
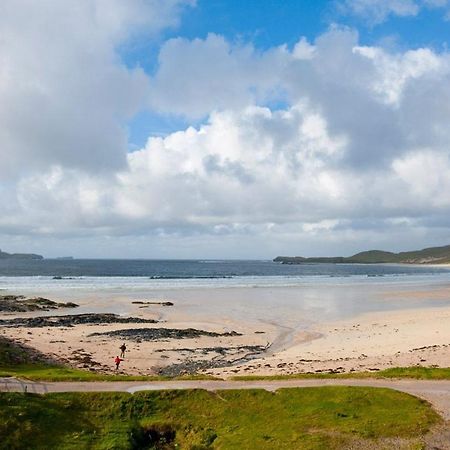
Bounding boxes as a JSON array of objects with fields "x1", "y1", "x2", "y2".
[
  {"x1": 0, "y1": 386, "x2": 440, "y2": 449},
  {"x1": 2, "y1": 361, "x2": 450, "y2": 383},
  {"x1": 231, "y1": 366, "x2": 450, "y2": 381},
  {"x1": 373, "y1": 366, "x2": 450, "y2": 379},
  {"x1": 0, "y1": 363, "x2": 217, "y2": 382}
]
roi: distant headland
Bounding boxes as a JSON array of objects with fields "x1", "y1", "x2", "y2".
[
  {"x1": 0, "y1": 249, "x2": 43, "y2": 260},
  {"x1": 274, "y1": 244, "x2": 450, "y2": 265}
]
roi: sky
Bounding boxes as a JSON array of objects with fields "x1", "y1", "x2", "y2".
[{"x1": 2, "y1": 0, "x2": 450, "y2": 259}]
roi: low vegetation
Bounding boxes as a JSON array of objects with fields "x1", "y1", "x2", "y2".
[
  {"x1": 0, "y1": 387, "x2": 440, "y2": 449},
  {"x1": 232, "y1": 366, "x2": 450, "y2": 381}
]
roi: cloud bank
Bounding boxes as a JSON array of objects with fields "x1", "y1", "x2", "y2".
[{"x1": 1, "y1": 2, "x2": 450, "y2": 257}]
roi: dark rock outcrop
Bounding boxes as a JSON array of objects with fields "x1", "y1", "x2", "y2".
[
  {"x1": 131, "y1": 301, "x2": 174, "y2": 306},
  {"x1": 0, "y1": 313, "x2": 158, "y2": 328},
  {"x1": 0, "y1": 295, "x2": 78, "y2": 313},
  {"x1": 89, "y1": 327, "x2": 241, "y2": 341}
]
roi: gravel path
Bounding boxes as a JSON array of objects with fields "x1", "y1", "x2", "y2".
[{"x1": 1, "y1": 377, "x2": 450, "y2": 419}]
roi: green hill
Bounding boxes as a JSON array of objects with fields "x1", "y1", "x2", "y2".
[
  {"x1": 274, "y1": 244, "x2": 450, "y2": 264},
  {"x1": 347, "y1": 250, "x2": 398, "y2": 263}
]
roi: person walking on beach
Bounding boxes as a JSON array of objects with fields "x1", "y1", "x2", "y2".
[
  {"x1": 120, "y1": 343, "x2": 127, "y2": 358},
  {"x1": 114, "y1": 355, "x2": 123, "y2": 370}
]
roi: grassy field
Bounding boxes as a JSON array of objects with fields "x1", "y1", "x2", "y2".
[{"x1": 0, "y1": 386, "x2": 440, "y2": 449}]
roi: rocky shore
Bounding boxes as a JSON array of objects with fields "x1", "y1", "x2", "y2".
[
  {"x1": 154, "y1": 344, "x2": 269, "y2": 376},
  {"x1": 131, "y1": 301, "x2": 174, "y2": 306},
  {"x1": 0, "y1": 313, "x2": 158, "y2": 328},
  {"x1": 89, "y1": 327, "x2": 242, "y2": 341},
  {"x1": 0, "y1": 295, "x2": 78, "y2": 313}
]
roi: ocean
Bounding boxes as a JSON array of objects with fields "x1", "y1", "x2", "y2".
[{"x1": 1, "y1": 258, "x2": 450, "y2": 292}]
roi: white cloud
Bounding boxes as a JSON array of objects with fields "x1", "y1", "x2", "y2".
[
  {"x1": 0, "y1": 0, "x2": 192, "y2": 178},
  {"x1": 2, "y1": 18, "x2": 450, "y2": 256},
  {"x1": 342, "y1": 0, "x2": 450, "y2": 24},
  {"x1": 353, "y1": 46, "x2": 444, "y2": 104},
  {"x1": 148, "y1": 33, "x2": 289, "y2": 118}
]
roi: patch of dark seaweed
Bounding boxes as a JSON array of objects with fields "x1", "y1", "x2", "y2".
[
  {"x1": 154, "y1": 345, "x2": 266, "y2": 356},
  {"x1": 132, "y1": 301, "x2": 174, "y2": 306},
  {"x1": 155, "y1": 343, "x2": 271, "y2": 376},
  {"x1": 88, "y1": 327, "x2": 242, "y2": 341},
  {"x1": 0, "y1": 313, "x2": 158, "y2": 328},
  {"x1": 156, "y1": 359, "x2": 230, "y2": 377},
  {"x1": 0, "y1": 295, "x2": 78, "y2": 313}
]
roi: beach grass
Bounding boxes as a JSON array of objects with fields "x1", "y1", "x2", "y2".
[
  {"x1": 0, "y1": 386, "x2": 439, "y2": 449},
  {"x1": 0, "y1": 363, "x2": 218, "y2": 382},
  {"x1": 4, "y1": 363, "x2": 450, "y2": 382},
  {"x1": 230, "y1": 366, "x2": 450, "y2": 381}
]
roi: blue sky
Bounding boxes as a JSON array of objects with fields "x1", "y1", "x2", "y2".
[
  {"x1": 125, "y1": 0, "x2": 450, "y2": 149},
  {"x1": 3, "y1": 0, "x2": 450, "y2": 258}
]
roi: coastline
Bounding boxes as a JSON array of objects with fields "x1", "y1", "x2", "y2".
[{"x1": 1, "y1": 283, "x2": 450, "y2": 378}]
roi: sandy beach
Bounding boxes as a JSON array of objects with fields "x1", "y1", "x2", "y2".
[{"x1": 1, "y1": 281, "x2": 450, "y2": 378}]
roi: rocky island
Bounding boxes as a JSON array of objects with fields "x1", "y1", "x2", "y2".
[
  {"x1": 274, "y1": 244, "x2": 450, "y2": 264},
  {"x1": 0, "y1": 249, "x2": 43, "y2": 260}
]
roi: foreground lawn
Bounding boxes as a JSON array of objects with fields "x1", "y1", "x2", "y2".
[{"x1": 0, "y1": 387, "x2": 440, "y2": 449}]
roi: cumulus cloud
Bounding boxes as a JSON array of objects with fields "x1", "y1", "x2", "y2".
[
  {"x1": 148, "y1": 33, "x2": 289, "y2": 118},
  {"x1": 0, "y1": 0, "x2": 192, "y2": 177}
]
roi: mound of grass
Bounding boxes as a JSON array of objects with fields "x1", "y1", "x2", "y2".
[
  {"x1": 0, "y1": 386, "x2": 439, "y2": 449},
  {"x1": 0, "y1": 336, "x2": 44, "y2": 366}
]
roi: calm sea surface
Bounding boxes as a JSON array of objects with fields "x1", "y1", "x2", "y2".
[{"x1": 1, "y1": 259, "x2": 450, "y2": 291}]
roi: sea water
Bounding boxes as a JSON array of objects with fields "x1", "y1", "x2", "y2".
[
  {"x1": 1, "y1": 259, "x2": 450, "y2": 289},
  {"x1": 1, "y1": 259, "x2": 450, "y2": 327}
]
